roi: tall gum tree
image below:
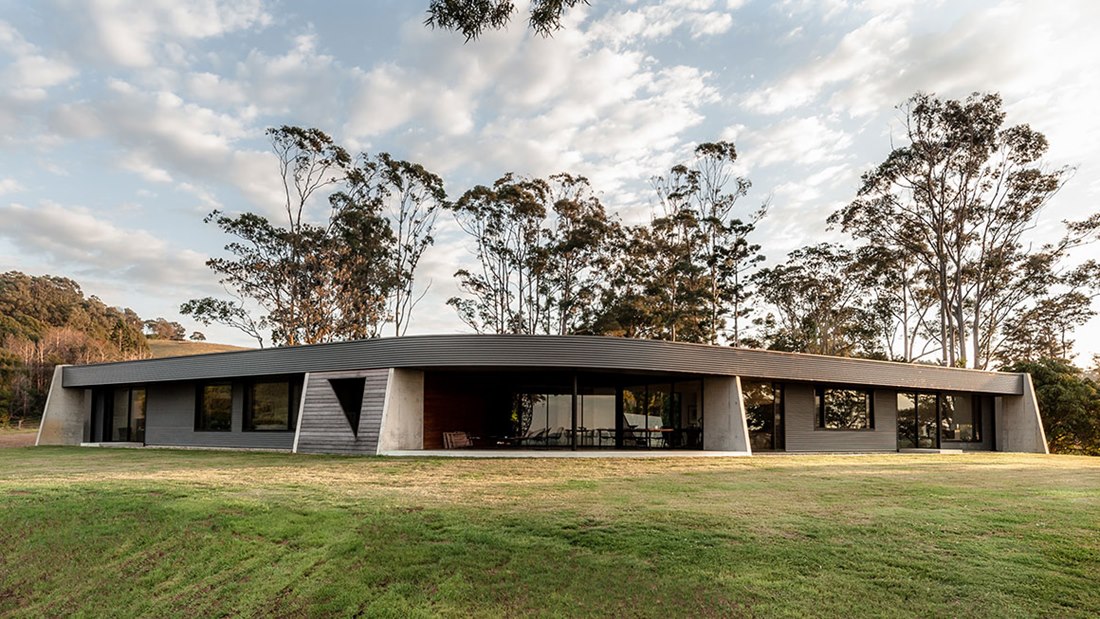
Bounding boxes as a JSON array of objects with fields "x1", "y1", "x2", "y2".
[
  {"x1": 649, "y1": 141, "x2": 764, "y2": 345},
  {"x1": 831, "y1": 92, "x2": 1098, "y2": 369},
  {"x1": 183, "y1": 127, "x2": 443, "y2": 346}
]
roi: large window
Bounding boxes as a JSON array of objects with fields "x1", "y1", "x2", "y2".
[
  {"x1": 816, "y1": 388, "x2": 873, "y2": 430},
  {"x1": 246, "y1": 380, "x2": 300, "y2": 431},
  {"x1": 196, "y1": 384, "x2": 232, "y2": 431},
  {"x1": 941, "y1": 394, "x2": 981, "y2": 442}
]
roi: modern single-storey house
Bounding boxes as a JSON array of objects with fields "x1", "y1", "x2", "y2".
[{"x1": 36, "y1": 334, "x2": 1048, "y2": 455}]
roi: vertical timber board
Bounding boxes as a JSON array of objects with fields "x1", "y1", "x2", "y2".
[{"x1": 295, "y1": 368, "x2": 390, "y2": 455}]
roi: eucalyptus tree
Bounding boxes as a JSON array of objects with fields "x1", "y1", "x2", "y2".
[
  {"x1": 851, "y1": 245, "x2": 939, "y2": 362},
  {"x1": 425, "y1": 0, "x2": 588, "y2": 41},
  {"x1": 649, "y1": 141, "x2": 764, "y2": 345},
  {"x1": 538, "y1": 174, "x2": 616, "y2": 335},
  {"x1": 184, "y1": 127, "x2": 444, "y2": 346},
  {"x1": 346, "y1": 153, "x2": 447, "y2": 337},
  {"x1": 751, "y1": 244, "x2": 884, "y2": 357},
  {"x1": 832, "y1": 92, "x2": 1096, "y2": 368},
  {"x1": 447, "y1": 173, "x2": 549, "y2": 334},
  {"x1": 447, "y1": 173, "x2": 615, "y2": 335}
]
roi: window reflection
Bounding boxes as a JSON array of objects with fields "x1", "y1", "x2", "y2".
[
  {"x1": 816, "y1": 388, "x2": 872, "y2": 430},
  {"x1": 197, "y1": 384, "x2": 232, "y2": 431},
  {"x1": 511, "y1": 379, "x2": 703, "y2": 449}
]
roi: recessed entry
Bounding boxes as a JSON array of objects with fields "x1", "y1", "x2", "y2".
[{"x1": 329, "y1": 377, "x2": 366, "y2": 436}]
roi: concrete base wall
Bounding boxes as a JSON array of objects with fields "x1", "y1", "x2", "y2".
[
  {"x1": 702, "y1": 376, "x2": 750, "y2": 452},
  {"x1": 997, "y1": 373, "x2": 1049, "y2": 454},
  {"x1": 377, "y1": 369, "x2": 424, "y2": 453},
  {"x1": 36, "y1": 365, "x2": 88, "y2": 446}
]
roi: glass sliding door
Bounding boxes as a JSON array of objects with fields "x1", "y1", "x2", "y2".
[
  {"x1": 744, "y1": 381, "x2": 783, "y2": 451},
  {"x1": 95, "y1": 387, "x2": 147, "y2": 443},
  {"x1": 109, "y1": 389, "x2": 128, "y2": 441},
  {"x1": 678, "y1": 381, "x2": 704, "y2": 449},
  {"x1": 500, "y1": 375, "x2": 704, "y2": 450},
  {"x1": 896, "y1": 393, "x2": 917, "y2": 449},
  {"x1": 917, "y1": 393, "x2": 938, "y2": 448}
]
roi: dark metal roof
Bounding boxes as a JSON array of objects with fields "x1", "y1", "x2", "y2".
[{"x1": 61, "y1": 334, "x2": 1023, "y2": 394}]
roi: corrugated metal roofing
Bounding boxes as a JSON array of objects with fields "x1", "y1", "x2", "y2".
[{"x1": 61, "y1": 334, "x2": 1023, "y2": 394}]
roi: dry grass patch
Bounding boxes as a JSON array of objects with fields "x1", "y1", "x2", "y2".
[{"x1": 1, "y1": 448, "x2": 1098, "y2": 617}]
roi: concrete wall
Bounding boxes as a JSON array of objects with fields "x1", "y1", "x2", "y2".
[
  {"x1": 36, "y1": 365, "x2": 89, "y2": 446},
  {"x1": 295, "y1": 369, "x2": 388, "y2": 455},
  {"x1": 784, "y1": 384, "x2": 897, "y2": 452},
  {"x1": 702, "y1": 376, "x2": 750, "y2": 452},
  {"x1": 144, "y1": 381, "x2": 295, "y2": 450},
  {"x1": 377, "y1": 369, "x2": 424, "y2": 453},
  {"x1": 997, "y1": 373, "x2": 1049, "y2": 454}
]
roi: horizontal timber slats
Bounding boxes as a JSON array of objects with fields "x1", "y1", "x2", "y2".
[{"x1": 295, "y1": 369, "x2": 388, "y2": 455}]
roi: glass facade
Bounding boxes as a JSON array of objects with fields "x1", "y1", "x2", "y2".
[
  {"x1": 496, "y1": 375, "x2": 703, "y2": 450},
  {"x1": 92, "y1": 387, "x2": 147, "y2": 443},
  {"x1": 131, "y1": 388, "x2": 146, "y2": 443},
  {"x1": 897, "y1": 391, "x2": 984, "y2": 449},
  {"x1": 941, "y1": 394, "x2": 980, "y2": 442}
]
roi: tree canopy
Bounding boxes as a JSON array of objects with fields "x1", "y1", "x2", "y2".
[
  {"x1": 829, "y1": 92, "x2": 1098, "y2": 368},
  {"x1": 424, "y1": 0, "x2": 588, "y2": 41},
  {"x1": 0, "y1": 271, "x2": 151, "y2": 424},
  {"x1": 1003, "y1": 358, "x2": 1100, "y2": 455},
  {"x1": 182, "y1": 126, "x2": 445, "y2": 347}
]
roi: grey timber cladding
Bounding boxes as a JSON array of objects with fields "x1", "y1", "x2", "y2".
[
  {"x1": 62, "y1": 334, "x2": 1023, "y2": 395},
  {"x1": 783, "y1": 385, "x2": 898, "y2": 452},
  {"x1": 145, "y1": 382, "x2": 295, "y2": 450},
  {"x1": 295, "y1": 369, "x2": 389, "y2": 455}
]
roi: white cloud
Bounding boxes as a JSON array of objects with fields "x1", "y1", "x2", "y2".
[
  {"x1": 47, "y1": 82, "x2": 284, "y2": 216},
  {"x1": 0, "y1": 177, "x2": 24, "y2": 195},
  {"x1": 585, "y1": 0, "x2": 740, "y2": 48},
  {"x1": 0, "y1": 201, "x2": 211, "y2": 289},
  {"x1": 56, "y1": 0, "x2": 270, "y2": 68},
  {"x1": 736, "y1": 115, "x2": 854, "y2": 169},
  {"x1": 0, "y1": 20, "x2": 78, "y2": 101},
  {"x1": 119, "y1": 153, "x2": 173, "y2": 183},
  {"x1": 344, "y1": 7, "x2": 720, "y2": 213},
  {"x1": 743, "y1": 11, "x2": 911, "y2": 115}
]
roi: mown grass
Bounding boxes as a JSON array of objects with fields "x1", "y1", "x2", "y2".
[{"x1": 0, "y1": 449, "x2": 1097, "y2": 617}]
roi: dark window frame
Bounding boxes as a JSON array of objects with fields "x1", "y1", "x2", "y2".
[
  {"x1": 815, "y1": 386, "x2": 875, "y2": 431},
  {"x1": 243, "y1": 378, "x2": 300, "y2": 432},
  {"x1": 195, "y1": 382, "x2": 233, "y2": 432}
]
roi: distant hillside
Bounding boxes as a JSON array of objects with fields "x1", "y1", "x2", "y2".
[{"x1": 147, "y1": 340, "x2": 252, "y2": 358}]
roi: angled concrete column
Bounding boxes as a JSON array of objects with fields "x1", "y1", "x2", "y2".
[
  {"x1": 702, "y1": 376, "x2": 751, "y2": 453},
  {"x1": 377, "y1": 369, "x2": 424, "y2": 453},
  {"x1": 36, "y1": 365, "x2": 89, "y2": 446},
  {"x1": 997, "y1": 373, "x2": 1049, "y2": 454}
]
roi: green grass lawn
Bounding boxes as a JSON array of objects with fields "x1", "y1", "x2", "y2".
[{"x1": 0, "y1": 449, "x2": 1097, "y2": 618}]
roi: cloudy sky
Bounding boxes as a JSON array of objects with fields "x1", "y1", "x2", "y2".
[{"x1": 1, "y1": 0, "x2": 1098, "y2": 359}]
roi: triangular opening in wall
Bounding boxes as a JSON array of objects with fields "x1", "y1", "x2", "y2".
[{"x1": 329, "y1": 377, "x2": 366, "y2": 437}]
